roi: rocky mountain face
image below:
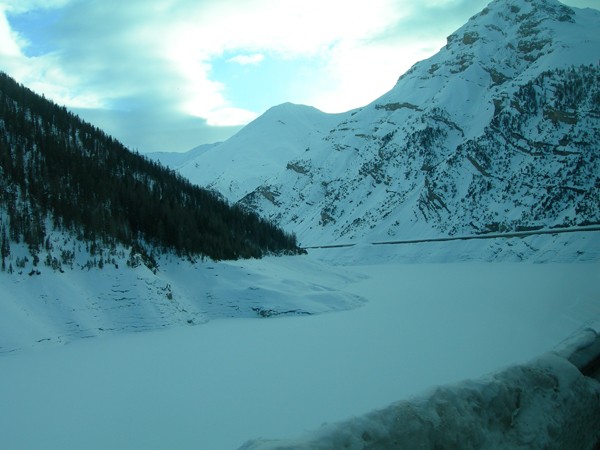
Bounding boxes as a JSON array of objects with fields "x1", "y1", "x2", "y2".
[{"x1": 170, "y1": 0, "x2": 600, "y2": 246}]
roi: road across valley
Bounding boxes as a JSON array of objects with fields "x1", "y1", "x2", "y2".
[{"x1": 302, "y1": 224, "x2": 600, "y2": 250}]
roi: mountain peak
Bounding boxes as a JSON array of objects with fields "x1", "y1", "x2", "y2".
[
  {"x1": 454, "y1": 0, "x2": 576, "y2": 43},
  {"x1": 162, "y1": 0, "x2": 599, "y2": 248},
  {"x1": 481, "y1": 0, "x2": 574, "y2": 18},
  {"x1": 441, "y1": 0, "x2": 579, "y2": 69},
  {"x1": 230, "y1": 0, "x2": 600, "y2": 245},
  {"x1": 388, "y1": 0, "x2": 598, "y2": 119},
  {"x1": 169, "y1": 100, "x2": 344, "y2": 203}
]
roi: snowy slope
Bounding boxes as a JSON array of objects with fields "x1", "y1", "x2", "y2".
[
  {"x1": 152, "y1": 103, "x2": 345, "y2": 203},
  {"x1": 2, "y1": 226, "x2": 598, "y2": 354},
  {"x1": 0, "y1": 236, "x2": 363, "y2": 354},
  {"x1": 170, "y1": 0, "x2": 599, "y2": 246},
  {"x1": 147, "y1": 142, "x2": 221, "y2": 169}
]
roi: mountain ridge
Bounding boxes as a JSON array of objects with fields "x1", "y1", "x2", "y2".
[
  {"x1": 150, "y1": 102, "x2": 344, "y2": 203},
  {"x1": 219, "y1": 0, "x2": 600, "y2": 245}
]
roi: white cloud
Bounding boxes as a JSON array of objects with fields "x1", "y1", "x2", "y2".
[
  {"x1": 204, "y1": 107, "x2": 259, "y2": 127},
  {"x1": 227, "y1": 53, "x2": 265, "y2": 66},
  {"x1": 0, "y1": 6, "x2": 21, "y2": 56},
  {"x1": 151, "y1": 0, "x2": 414, "y2": 120},
  {"x1": 1, "y1": 0, "x2": 72, "y2": 14},
  {"x1": 0, "y1": 0, "x2": 483, "y2": 147},
  {"x1": 3, "y1": 0, "x2": 597, "y2": 152}
]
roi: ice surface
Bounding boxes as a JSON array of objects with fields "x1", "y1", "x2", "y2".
[{"x1": 1, "y1": 257, "x2": 599, "y2": 450}]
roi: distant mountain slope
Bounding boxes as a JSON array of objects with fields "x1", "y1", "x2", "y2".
[
  {"x1": 0, "y1": 72, "x2": 301, "y2": 272},
  {"x1": 148, "y1": 142, "x2": 221, "y2": 171},
  {"x1": 172, "y1": 0, "x2": 599, "y2": 246},
  {"x1": 150, "y1": 103, "x2": 346, "y2": 203}
]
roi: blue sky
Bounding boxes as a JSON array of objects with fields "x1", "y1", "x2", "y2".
[{"x1": 1, "y1": 0, "x2": 598, "y2": 152}]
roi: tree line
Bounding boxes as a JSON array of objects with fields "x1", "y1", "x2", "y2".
[{"x1": 0, "y1": 71, "x2": 302, "y2": 268}]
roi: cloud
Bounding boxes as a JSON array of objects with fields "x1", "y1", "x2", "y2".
[
  {"x1": 0, "y1": 0, "x2": 490, "y2": 150},
  {"x1": 227, "y1": 53, "x2": 265, "y2": 66},
  {"x1": 0, "y1": 6, "x2": 21, "y2": 57},
  {"x1": 2, "y1": 0, "x2": 596, "y2": 152},
  {"x1": 1, "y1": 0, "x2": 72, "y2": 14},
  {"x1": 73, "y1": 105, "x2": 243, "y2": 153}
]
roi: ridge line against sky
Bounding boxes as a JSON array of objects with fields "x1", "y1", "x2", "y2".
[{"x1": 0, "y1": 0, "x2": 597, "y2": 153}]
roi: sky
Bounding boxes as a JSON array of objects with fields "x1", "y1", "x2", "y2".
[{"x1": 0, "y1": 0, "x2": 598, "y2": 153}]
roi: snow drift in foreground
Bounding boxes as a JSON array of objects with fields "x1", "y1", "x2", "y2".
[{"x1": 240, "y1": 333, "x2": 600, "y2": 450}]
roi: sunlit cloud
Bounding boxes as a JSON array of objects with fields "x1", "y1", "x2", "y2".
[
  {"x1": 204, "y1": 107, "x2": 260, "y2": 127},
  {"x1": 227, "y1": 54, "x2": 265, "y2": 66},
  {"x1": 1, "y1": 0, "x2": 597, "y2": 152},
  {"x1": 0, "y1": 7, "x2": 21, "y2": 56}
]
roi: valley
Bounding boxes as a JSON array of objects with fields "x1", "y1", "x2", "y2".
[{"x1": 1, "y1": 0, "x2": 599, "y2": 448}]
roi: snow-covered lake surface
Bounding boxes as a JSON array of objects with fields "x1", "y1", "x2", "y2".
[{"x1": 1, "y1": 254, "x2": 599, "y2": 449}]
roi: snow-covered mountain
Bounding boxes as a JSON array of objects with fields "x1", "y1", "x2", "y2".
[
  {"x1": 150, "y1": 103, "x2": 344, "y2": 203},
  {"x1": 169, "y1": 0, "x2": 600, "y2": 246},
  {"x1": 148, "y1": 142, "x2": 221, "y2": 170}
]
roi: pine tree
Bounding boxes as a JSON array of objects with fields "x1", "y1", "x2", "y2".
[
  {"x1": 0, "y1": 224, "x2": 10, "y2": 271},
  {"x1": 0, "y1": 71, "x2": 302, "y2": 264}
]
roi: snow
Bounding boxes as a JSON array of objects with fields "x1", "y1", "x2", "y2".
[
  {"x1": 308, "y1": 229, "x2": 600, "y2": 264},
  {"x1": 241, "y1": 352, "x2": 600, "y2": 450},
  {"x1": 0, "y1": 248, "x2": 363, "y2": 354},
  {"x1": 159, "y1": 0, "x2": 600, "y2": 246},
  {"x1": 1, "y1": 250, "x2": 599, "y2": 450},
  {"x1": 148, "y1": 103, "x2": 345, "y2": 203},
  {"x1": 147, "y1": 142, "x2": 221, "y2": 169}
]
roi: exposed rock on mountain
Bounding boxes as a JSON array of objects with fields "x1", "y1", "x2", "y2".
[{"x1": 168, "y1": 0, "x2": 600, "y2": 246}]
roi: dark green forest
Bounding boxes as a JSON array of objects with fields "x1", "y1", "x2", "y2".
[{"x1": 0, "y1": 71, "x2": 301, "y2": 267}]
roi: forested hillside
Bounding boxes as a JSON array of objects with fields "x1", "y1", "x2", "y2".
[{"x1": 0, "y1": 72, "x2": 300, "y2": 270}]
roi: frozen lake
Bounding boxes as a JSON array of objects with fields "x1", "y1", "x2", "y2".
[{"x1": 1, "y1": 260, "x2": 599, "y2": 449}]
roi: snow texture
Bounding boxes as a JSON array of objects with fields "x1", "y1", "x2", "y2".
[
  {"x1": 239, "y1": 351, "x2": 600, "y2": 450},
  {"x1": 149, "y1": 103, "x2": 344, "y2": 203},
  {"x1": 154, "y1": 0, "x2": 600, "y2": 247},
  {"x1": 0, "y1": 241, "x2": 363, "y2": 354},
  {"x1": 1, "y1": 1, "x2": 599, "y2": 449}
]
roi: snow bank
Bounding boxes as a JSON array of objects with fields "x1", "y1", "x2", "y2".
[
  {"x1": 240, "y1": 349, "x2": 600, "y2": 450},
  {"x1": 556, "y1": 328, "x2": 600, "y2": 375},
  {"x1": 0, "y1": 253, "x2": 364, "y2": 354},
  {"x1": 237, "y1": 261, "x2": 600, "y2": 449}
]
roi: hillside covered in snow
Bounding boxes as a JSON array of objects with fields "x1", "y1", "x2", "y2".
[
  {"x1": 0, "y1": 71, "x2": 323, "y2": 353},
  {"x1": 152, "y1": 103, "x2": 344, "y2": 203},
  {"x1": 159, "y1": 0, "x2": 600, "y2": 247},
  {"x1": 0, "y1": 71, "x2": 302, "y2": 270}
]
